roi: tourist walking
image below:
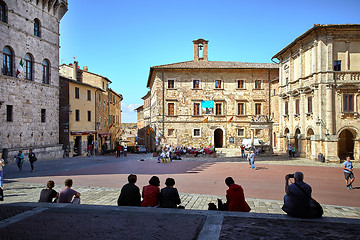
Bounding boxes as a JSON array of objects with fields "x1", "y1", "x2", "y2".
[
  {"x1": 247, "y1": 150, "x2": 256, "y2": 169},
  {"x1": 288, "y1": 144, "x2": 292, "y2": 157},
  {"x1": 124, "y1": 144, "x2": 128, "y2": 157},
  {"x1": 87, "y1": 145, "x2": 92, "y2": 157},
  {"x1": 39, "y1": 180, "x2": 58, "y2": 203},
  {"x1": 291, "y1": 146, "x2": 296, "y2": 157},
  {"x1": 241, "y1": 145, "x2": 246, "y2": 158},
  {"x1": 343, "y1": 156, "x2": 355, "y2": 189},
  {"x1": 28, "y1": 149, "x2": 37, "y2": 172},
  {"x1": 15, "y1": 150, "x2": 24, "y2": 172},
  {"x1": 116, "y1": 144, "x2": 121, "y2": 158}
]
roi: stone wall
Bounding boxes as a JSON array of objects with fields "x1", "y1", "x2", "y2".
[
  {"x1": 149, "y1": 68, "x2": 278, "y2": 148},
  {"x1": 0, "y1": 0, "x2": 67, "y2": 160},
  {"x1": 274, "y1": 25, "x2": 360, "y2": 161}
]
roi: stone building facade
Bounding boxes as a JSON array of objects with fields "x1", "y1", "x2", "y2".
[
  {"x1": 135, "y1": 91, "x2": 154, "y2": 151},
  {"x1": 0, "y1": 0, "x2": 67, "y2": 160},
  {"x1": 145, "y1": 39, "x2": 278, "y2": 149},
  {"x1": 59, "y1": 76, "x2": 101, "y2": 157},
  {"x1": 108, "y1": 88, "x2": 122, "y2": 149},
  {"x1": 272, "y1": 24, "x2": 360, "y2": 161},
  {"x1": 119, "y1": 123, "x2": 137, "y2": 147},
  {"x1": 60, "y1": 62, "x2": 122, "y2": 154}
]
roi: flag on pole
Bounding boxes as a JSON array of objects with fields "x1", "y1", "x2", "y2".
[
  {"x1": 228, "y1": 116, "x2": 234, "y2": 122},
  {"x1": 203, "y1": 117, "x2": 208, "y2": 123},
  {"x1": 16, "y1": 58, "x2": 24, "y2": 77}
]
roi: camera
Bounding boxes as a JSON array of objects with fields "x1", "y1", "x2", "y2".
[{"x1": 288, "y1": 174, "x2": 294, "y2": 178}]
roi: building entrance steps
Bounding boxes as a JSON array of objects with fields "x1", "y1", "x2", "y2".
[
  {"x1": 1, "y1": 182, "x2": 359, "y2": 219},
  {"x1": 215, "y1": 148, "x2": 241, "y2": 157},
  {"x1": 1, "y1": 202, "x2": 360, "y2": 239}
]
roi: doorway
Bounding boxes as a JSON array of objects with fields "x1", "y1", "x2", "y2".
[
  {"x1": 74, "y1": 136, "x2": 81, "y2": 156},
  {"x1": 306, "y1": 128, "x2": 314, "y2": 158},
  {"x1": 214, "y1": 129, "x2": 223, "y2": 148},
  {"x1": 338, "y1": 129, "x2": 355, "y2": 160}
]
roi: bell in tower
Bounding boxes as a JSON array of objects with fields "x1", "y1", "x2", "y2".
[{"x1": 193, "y1": 39, "x2": 209, "y2": 62}]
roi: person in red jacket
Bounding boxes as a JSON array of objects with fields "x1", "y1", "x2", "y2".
[
  {"x1": 225, "y1": 177, "x2": 251, "y2": 212},
  {"x1": 141, "y1": 176, "x2": 160, "y2": 207}
]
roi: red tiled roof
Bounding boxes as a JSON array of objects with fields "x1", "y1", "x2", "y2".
[{"x1": 152, "y1": 61, "x2": 278, "y2": 69}]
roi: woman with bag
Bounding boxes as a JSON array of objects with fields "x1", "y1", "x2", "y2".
[
  {"x1": 28, "y1": 149, "x2": 37, "y2": 172},
  {"x1": 282, "y1": 172, "x2": 323, "y2": 218}
]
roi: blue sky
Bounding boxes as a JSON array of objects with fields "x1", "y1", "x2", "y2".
[{"x1": 59, "y1": 0, "x2": 360, "y2": 123}]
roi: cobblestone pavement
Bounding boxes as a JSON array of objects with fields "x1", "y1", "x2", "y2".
[
  {"x1": 2, "y1": 181, "x2": 359, "y2": 219},
  {"x1": 0, "y1": 202, "x2": 359, "y2": 240}
]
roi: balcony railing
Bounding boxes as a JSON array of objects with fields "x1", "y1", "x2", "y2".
[{"x1": 334, "y1": 72, "x2": 360, "y2": 81}]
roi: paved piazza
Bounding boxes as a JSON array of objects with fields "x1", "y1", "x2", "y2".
[{"x1": 1, "y1": 154, "x2": 359, "y2": 219}]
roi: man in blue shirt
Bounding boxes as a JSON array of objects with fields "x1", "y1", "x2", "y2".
[
  {"x1": 343, "y1": 157, "x2": 355, "y2": 189},
  {"x1": 247, "y1": 150, "x2": 256, "y2": 169}
]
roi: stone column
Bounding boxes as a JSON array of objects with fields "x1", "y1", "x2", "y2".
[
  {"x1": 250, "y1": 128, "x2": 254, "y2": 148},
  {"x1": 327, "y1": 36, "x2": 334, "y2": 72},
  {"x1": 326, "y1": 84, "x2": 334, "y2": 135},
  {"x1": 345, "y1": 41, "x2": 350, "y2": 70},
  {"x1": 354, "y1": 139, "x2": 360, "y2": 161}
]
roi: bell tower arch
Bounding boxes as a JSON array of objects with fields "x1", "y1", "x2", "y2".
[{"x1": 193, "y1": 39, "x2": 209, "y2": 62}]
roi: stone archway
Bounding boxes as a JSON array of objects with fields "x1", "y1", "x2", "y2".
[
  {"x1": 338, "y1": 129, "x2": 355, "y2": 160},
  {"x1": 306, "y1": 128, "x2": 314, "y2": 158},
  {"x1": 214, "y1": 129, "x2": 223, "y2": 148}
]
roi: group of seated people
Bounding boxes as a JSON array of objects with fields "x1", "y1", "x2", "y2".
[
  {"x1": 39, "y1": 178, "x2": 81, "y2": 204},
  {"x1": 118, "y1": 174, "x2": 182, "y2": 208},
  {"x1": 38, "y1": 171, "x2": 322, "y2": 218},
  {"x1": 157, "y1": 145, "x2": 215, "y2": 162}
]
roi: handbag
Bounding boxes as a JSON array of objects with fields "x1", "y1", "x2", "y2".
[
  {"x1": 0, "y1": 188, "x2": 4, "y2": 201},
  {"x1": 294, "y1": 183, "x2": 323, "y2": 218}
]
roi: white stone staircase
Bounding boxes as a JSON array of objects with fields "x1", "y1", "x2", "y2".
[{"x1": 215, "y1": 148, "x2": 241, "y2": 157}]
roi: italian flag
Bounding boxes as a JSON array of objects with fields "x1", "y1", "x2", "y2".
[{"x1": 16, "y1": 58, "x2": 24, "y2": 77}]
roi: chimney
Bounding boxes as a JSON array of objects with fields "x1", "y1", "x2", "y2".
[
  {"x1": 72, "y1": 61, "x2": 78, "y2": 80},
  {"x1": 83, "y1": 66, "x2": 88, "y2": 71},
  {"x1": 193, "y1": 39, "x2": 209, "y2": 62}
]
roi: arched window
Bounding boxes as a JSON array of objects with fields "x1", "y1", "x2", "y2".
[
  {"x1": 24, "y1": 53, "x2": 33, "y2": 80},
  {"x1": 2, "y1": 46, "x2": 13, "y2": 76},
  {"x1": 42, "y1": 59, "x2": 50, "y2": 84},
  {"x1": 34, "y1": 18, "x2": 41, "y2": 37},
  {"x1": 0, "y1": 1, "x2": 8, "y2": 23}
]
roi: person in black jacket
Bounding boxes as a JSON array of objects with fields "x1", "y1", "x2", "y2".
[
  {"x1": 39, "y1": 180, "x2": 58, "y2": 202},
  {"x1": 28, "y1": 149, "x2": 37, "y2": 172},
  {"x1": 159, "y1": 178, "x2": 181, "y2": 208},
  {"x1": 117, "y1": 174, "x2": 141, "y2": 206}
]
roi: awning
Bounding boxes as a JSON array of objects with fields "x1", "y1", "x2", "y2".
[
  {"x1": 71, "y1": 131, "x2": 97, "y2": 136},
  {"x1": 99, "y1": 133, "x2": 111, "y2": 137}
]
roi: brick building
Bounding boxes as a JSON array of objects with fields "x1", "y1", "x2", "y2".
[
  {"x1": 144, "y1": 39, "x2": 278, "y2": 150},
  {"x1": 0, "y1": 0, "x2": 67, "y2": 160}
]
